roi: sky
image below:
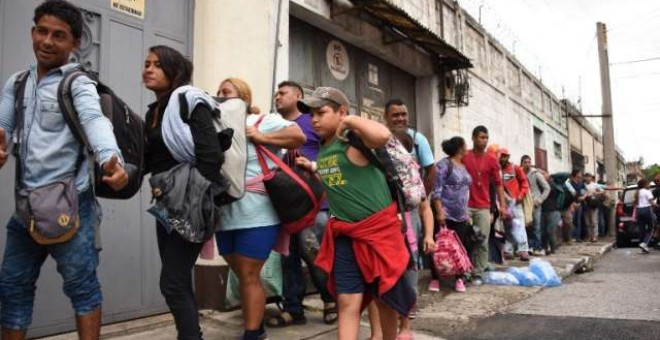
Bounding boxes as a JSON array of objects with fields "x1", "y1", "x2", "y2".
[{"x1": 458, "y1": 0, "x2": 660, "y2": 165}]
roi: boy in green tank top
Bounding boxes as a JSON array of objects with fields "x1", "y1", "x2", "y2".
[{"x1": 296, "y1": 87, "x2": 415, "y2": 340}]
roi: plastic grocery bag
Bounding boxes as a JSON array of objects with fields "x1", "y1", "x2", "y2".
[
  {"x1": 507, "y1": 267, "x2": 542, "y2": 286},
  {"x1": 529, "y1": 258, "x2": 562, "y2": 287},
  {"x1": 225, "y1": 251, "x2": 283, "y2": 309},
  {"x1": 482, "y1": 271, "x2": 520, "y2": 286}
]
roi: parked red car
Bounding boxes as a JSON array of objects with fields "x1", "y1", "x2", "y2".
[{"x1": 616, "y1": 183, "x2": 656, "y2": 247}]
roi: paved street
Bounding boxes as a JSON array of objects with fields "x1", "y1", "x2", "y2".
[
  {"x1": 41, "y1": 241, "x2": 615, "y2": 340},
  {"x1": 455, "y1": 248, "x2": 660, "y2": 339}
]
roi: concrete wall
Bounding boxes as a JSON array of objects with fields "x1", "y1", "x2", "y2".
[
  {"x1": 193, "y1": 0, "x2": 279, "y2": 113},
  {"x1": 438, "y1": 1, "x2": 571, "y2": 172},
  {"x1": 190, "y1": 0, "x2": 613, "y2": 176}
]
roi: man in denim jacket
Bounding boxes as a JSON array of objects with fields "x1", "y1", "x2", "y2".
[{"x1": 0, "y1": 1, "x2": 127, "y2": 339}]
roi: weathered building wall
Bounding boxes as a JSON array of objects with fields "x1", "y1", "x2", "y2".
[{"x1": 438, "y1": 0, "x2": 571, "y2": 172}]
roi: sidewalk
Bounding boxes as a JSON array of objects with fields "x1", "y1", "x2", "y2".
[{"x1": 39, "y1": 239, "x2": 613, "y2": 340}]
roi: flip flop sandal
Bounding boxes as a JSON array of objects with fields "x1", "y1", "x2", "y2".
[
  {"x1": 323, "y1": 302, "x2": 338, "y2": 325},
  {"x1": 265, "y1": 311, "x2": 306, "y2": 328}
]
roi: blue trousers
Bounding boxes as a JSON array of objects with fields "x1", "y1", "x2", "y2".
[{"x1": 0, "y1": 189, "x2": 102, "y2": 330}]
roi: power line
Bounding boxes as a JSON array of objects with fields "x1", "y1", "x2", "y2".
[{"x1": 610, "y1": 56, "x2": 660, "y2": 66}]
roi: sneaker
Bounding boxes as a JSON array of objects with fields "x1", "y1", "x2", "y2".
[
  {"x1": 639, "y1": 242, "x2": 650, "y2": 253},
  {"x1": 472, "y1": 278, "x2": 483, "y2": 286},
  {"x1": 531, "y1": 249, "x2": 546, "y2": 256},
  {"x1": 455, "y1": 278, "x2": 466, "y2": 292},
  {"x1": 408, "y1": 305, "x2": 418, "y2": 319},
  {"x1": 428, "y1": 279, "x2": 440, "y2": 292}
]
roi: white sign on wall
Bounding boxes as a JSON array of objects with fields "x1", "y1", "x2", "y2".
[
  {"x1": 326, "y1": 40, "x2": 349, "y2": 81},
  {"x1": 111, "y1": 0, "x2": 145, "y2": 19}
]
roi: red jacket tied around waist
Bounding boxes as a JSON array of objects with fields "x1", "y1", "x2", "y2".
[{"x1": 315, "y1": 203, "x2": 409, "y2": 297}]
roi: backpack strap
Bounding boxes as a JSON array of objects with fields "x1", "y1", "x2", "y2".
[
  {"x1": 12, "y1": 70, "x2": 30, "y2": 189},
  {"x1": 57, "y1": 68, "x2": 97, "y2": 193},
  {"x1": 346, "y1": 132, "x2": 410, "y2": 238},
  {"x1": 57, "y1": 69, "x2": 93, "y2": 154},
  {"x1": 346, "y1": 132, "x2": 386, "y2": 173}
]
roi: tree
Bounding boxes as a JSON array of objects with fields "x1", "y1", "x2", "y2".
[{"x1": 642, "y1": 163, "x2": 660, "y2": 180}]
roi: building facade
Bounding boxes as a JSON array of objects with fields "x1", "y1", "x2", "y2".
[{"x1": 0, "y1": 0, "x2": 626, "y2": 336}]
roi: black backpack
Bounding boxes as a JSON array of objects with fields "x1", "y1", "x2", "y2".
[{"x1": 14, "y1": 68, "x2": 144, "y2": 199}]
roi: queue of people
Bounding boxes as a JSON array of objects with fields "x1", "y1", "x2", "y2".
[{"x1": 0, "y1": 2, "x2": 621, "y2": 340}]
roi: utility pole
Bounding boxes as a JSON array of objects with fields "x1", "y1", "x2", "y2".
[{"x1": 597, "y1": 22, "x2": 617, "y2": 237}]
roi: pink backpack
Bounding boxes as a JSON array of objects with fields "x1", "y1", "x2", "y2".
[{"x1": 433, "y1": 225, "x2": 473, "y2": 276}]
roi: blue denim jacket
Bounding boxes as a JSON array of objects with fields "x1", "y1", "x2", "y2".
[{"x1": 0, "y1": 63, "x2": 122, "y2": 192}]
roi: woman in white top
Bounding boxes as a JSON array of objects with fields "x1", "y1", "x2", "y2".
[{"x1": 635, "y1": 178, "x2": 657, "y2": 253}]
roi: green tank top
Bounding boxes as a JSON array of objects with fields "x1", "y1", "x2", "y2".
[{"x1": 317, "y1": 138, "x2": 391, "y2": 222}]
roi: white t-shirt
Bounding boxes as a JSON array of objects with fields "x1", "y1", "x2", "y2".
[
  {"x1": 585, "y1": 182, "x2": 601, "y2": 194},
  {"x1": 638, "y1": 188, "x2": 654, "y2": 208}
]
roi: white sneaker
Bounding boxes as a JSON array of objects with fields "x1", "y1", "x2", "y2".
[{"x1": 639, "y1": 242, "x2": 650, "y2": 253}]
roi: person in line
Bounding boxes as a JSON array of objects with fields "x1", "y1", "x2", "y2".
[
  {"x1": 143, "y1": 45, "x2": 229, "y2": 340},
  {"x1": 540, "y1": 171, "x2": 562, "y2": 255},
  {"x1": 296, "y1": 87, "x2": 416, "y2": 340},
  {"x1": 499, "y1": 148, "x2": 531, "y2": 261},
  {"x1": 266, "y1": 81, "x2": 337, "y2": 327},
  {"x1": 216, "y1": 78, "x2": 306, "y2": 340},
  {"x1": 0, "y1": 1, "x2": 128, "y2": 338},
  {"x1": 521, "y1": 155, "x2": 550, "y2": 255},
  {"x1": 635, "y1": 178, "x2": 657, "y2": 253},
  {"x1": 567, "y1": 170, "x2": 587, "y2": 243},
  {"x1": 464, "y1": 126, "x2": 508, "y2": 284},
  {"x1": 583, "y1": 173, "x2": 604, "y2": 242},
  {"x1": 431, "y1": 136, "x2": 472, "y2": 292},
  {"x1": 383, "y1": 99, "x2": 436, "y2": 293},
  {"x1": 368, "y1": 131, "x2": 435, "y2": 340},
  {"x1": 217, "y1": 77, "x2": 261, "y2": 115}
]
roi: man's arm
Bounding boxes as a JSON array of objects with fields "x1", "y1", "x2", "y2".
[
  {"x1": 564, "y1": 178, "x2": 577, "y2": 196},
  {"x1": 71, "y1": 76, "x2": 127, "y2": 190},
  {"x1": 537, "y1": 173, "x2": 551, "y2": 204},
  {"x1": 0, "y1": 74, "x2": 17, "y2": 169},
  {"x1": 248, "y1": 124, "x2": 306, "y2": 149},
  {"x1": 491, "y1": 159, "x2": 509, "y2": 216},
  {"x1": 515, "y1": 166, "x2": 530, "y2": 199},
  {"x1": 497, "y1": 184, "x2": 509, "y2": 216},
  {"x1": 423, "y1": 164, "x2": 436, "y2": 195},
  {"x1": 418, "y1": 200, "x2": 436, "y2": 253},
  {"x1": 414, "y1": 132, "x2": 436, "y2": 193},
  {"x1": 338, "y1": 115, "x2": 391, "y2": 149},
  {"x1": 71, "y1": 76, "x2": 123, "y2": 167}
]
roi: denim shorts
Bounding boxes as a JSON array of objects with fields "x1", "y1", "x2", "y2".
[
  {"x1": 215, "y1": 225, "x2": 279, "y2": 260},
  {"x1": 0, "y1": 188, "x2": 102, "y2": 330}
]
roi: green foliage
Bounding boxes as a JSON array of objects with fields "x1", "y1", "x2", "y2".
[{"x1": 642, "y1": 164, "x2": 660, "y2": 180}]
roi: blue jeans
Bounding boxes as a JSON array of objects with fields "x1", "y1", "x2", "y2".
[
  {"x1": 637, "y1": 207, "x2": 655, "y2": 244},
  {"x1": 407, "y1": 208, "x2": 422, "y2": 294},
  {"x1": 281, "y1": 211, "x2": 333, "y2": 315},
  {"x1": 542, "y1": 211, "x2": 561, "y2": 253},
  {"x1": 528, "y1": 206, "x2": 543, "y2": 250},
  {"x1": 598, "y1": 206, "x2": 607, "y2": 236},
  {"x1": 0, "y1": 189, "x2": 102, "y2": 330},
  {"x1": 572, "y1": 204, "x2": 583, "y2": 240}
]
